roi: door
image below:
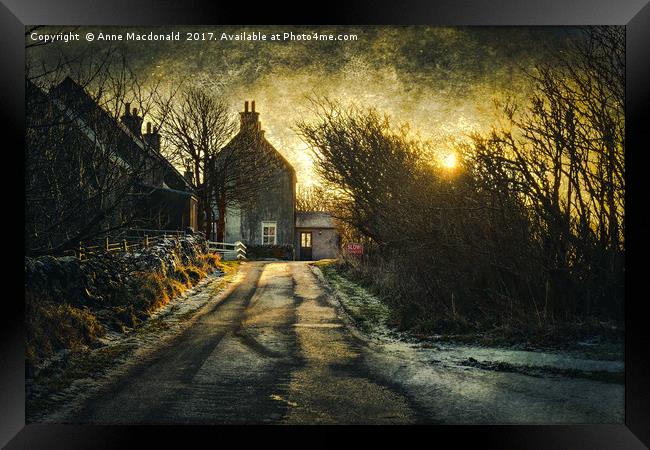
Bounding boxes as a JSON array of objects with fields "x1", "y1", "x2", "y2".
[{"x1": 300, "y1": 231, "x2": 312, "y2": 260}]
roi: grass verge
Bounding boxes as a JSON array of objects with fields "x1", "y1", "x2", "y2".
[
  {"x1": 26, "y1": 252, "x2": 231, "y2": 373},
  {"x1": 315, "y1": 259, "x2": 623, "y2": 356},
  {"x1": 313, "y1": 259, "x2": 393, "y2": 337}
]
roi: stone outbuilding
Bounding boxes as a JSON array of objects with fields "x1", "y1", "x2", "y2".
[{"x1": 295, "y1": 212, "x2": 340, "y2": 261}]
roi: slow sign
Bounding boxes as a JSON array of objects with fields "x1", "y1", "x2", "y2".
[{"x1": 346, "y1": 243, "x2": 363, "y2": 255}]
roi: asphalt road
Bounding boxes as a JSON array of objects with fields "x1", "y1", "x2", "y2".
[
  {"x1": 68, "y1": 261, "x2": 622, "y2": 425},
  {"x1": 71, "y1": 261, "x2": 418, "y2": 424}
]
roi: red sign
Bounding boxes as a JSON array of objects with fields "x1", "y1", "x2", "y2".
[{"x1": 346, "y1": 243, "x2": 363, "y2": 255}]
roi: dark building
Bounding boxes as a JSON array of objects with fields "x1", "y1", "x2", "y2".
[
  {"x1": 222, "y1": 101, "x2": 297, "y2": 251},
  {"x1": 220, "y1": 101, "x2": 340, "y2": 260},
  {"x1": 40, "y1": 77, "x2": 198, "y2": 232}
]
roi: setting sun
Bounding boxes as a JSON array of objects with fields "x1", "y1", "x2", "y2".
[{"x1": 442, "y1": 152, "x2": 458, "y2": 169}]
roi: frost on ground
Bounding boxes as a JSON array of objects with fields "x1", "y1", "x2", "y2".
[
  {"x1": 310, "y1": 260, "x2": 398, "y2": 340},
  {"x1": 27, "y1": 264, "x2": 243, "y2": 423},
  {"x1": 311, "y1": 261, "x2": 624, "y2": 423}
]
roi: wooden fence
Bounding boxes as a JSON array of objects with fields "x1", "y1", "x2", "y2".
[{"x1": 74, "y1": 229, "x2": 204, "y2": 261}]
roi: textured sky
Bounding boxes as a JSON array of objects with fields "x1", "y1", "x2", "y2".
[{"x1": 27, "y1": 26, "x2": 580, "y2": 186}]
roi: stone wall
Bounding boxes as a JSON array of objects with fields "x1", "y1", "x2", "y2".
[{"x1": 25, "y1": 234, "x2": 209, "y2": 308}]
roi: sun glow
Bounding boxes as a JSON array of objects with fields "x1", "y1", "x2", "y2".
[{"x1": 442, "y1": 152, "x2": 458, "y2": 170}]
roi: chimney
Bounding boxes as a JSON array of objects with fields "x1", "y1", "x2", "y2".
[
  {"x1": 239, "y1": 99, "x2": 261, "y2": 132},
  {"x1": 124, "y1": 102, "x2": 131, "y2": 116},
  {"x1": 143, "y1": 121, "x2": 161, "y2": 152},
  {"x1": 120, "y1": 103, "x2": 143, "y2": 136}
]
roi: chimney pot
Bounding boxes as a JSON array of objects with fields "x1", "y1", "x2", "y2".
[
  {"x1": 251, "y1": 100, "x2": 255, "y2": 112},
  {"x1": 244, "y1": 101, "x2": 249, "y2": 112},
  {"x1": 124, "y1": 102, "x2": 131, "y2": 116},
  {"x1": 132, "y1": 107, "x2": 138, "y2": 116},
  {"x1": 146, "y1": 122, "x2": 152, "y2": 134}
]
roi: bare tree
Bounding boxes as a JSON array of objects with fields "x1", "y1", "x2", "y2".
[
  {"x1": 297, "y1": 57, "x2": 623, "y2": 335},
  {"x1": 296, "y1": 185, "x2": 333, "y2": 212},
  {"x1": 25, "y1": 42, "x2": 176, "y2": 256},
  {"x1": 155, "y1": 88, "x2": 236, "y2": 238},
  {"x1": 296, "y1": 98, "x2": 434, "y2": 246},
  {"x1": 465, "y1": 26, "x2": 624, "y2": 317}
]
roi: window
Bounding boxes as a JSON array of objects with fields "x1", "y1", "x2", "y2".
[
  {"x1": 300, "y1": 232, "x2": 312, "y2": 248},
  {"x1": 262, "y1": 221, "x2": 277, "y2": 245}
]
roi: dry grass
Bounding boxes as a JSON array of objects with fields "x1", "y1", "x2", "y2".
[
  {"x1": 173, "y1": 266, "x2": 191, "y2": 286},
  {"x1": 201, "y1": 252, "x2": 221, "y2": 268},
  {"x1": 26, "y1": 291, "x2": 105, "y2": 372},
  {"x1": 321, "y1": 258, "x2": 622, "y2": 348},
  {"x1": 185, "y1": 265, "x2": 207, "y2": 283},
  {"x1": 134, "y1": 271, "x2": 172, "y2": 314},
  {"x1": 26, "y1": 251, "x2": 225, "y2": 370},
  {"x1": 134, "y1": 252, "x2": 220, "y2": 315}
]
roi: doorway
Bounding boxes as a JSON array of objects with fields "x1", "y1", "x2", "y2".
[{"x1": 300, "y1": 231, "x2": 312, "y2": 260}]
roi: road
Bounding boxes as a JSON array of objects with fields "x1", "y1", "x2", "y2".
[{"x1": 68, "y1": 261, "x2": 623, "y2": 425}]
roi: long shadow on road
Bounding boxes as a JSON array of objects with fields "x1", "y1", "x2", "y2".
[{"x1": 70, "y1": 262, "x2": 303, "y2": 424}]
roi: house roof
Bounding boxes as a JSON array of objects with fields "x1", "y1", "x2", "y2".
[
  {"x1": 296, "y1": 212, "x2": 337, "y2": 229},
  {"x1": 219, "y1": 104, "x2": 296, "y2": 182},
  {"x1": 220, "y1": 131, "x2": 296, "y2": 181},
  {"x1": 48, "y1": 77, "x2": 194, "y2": 194}
]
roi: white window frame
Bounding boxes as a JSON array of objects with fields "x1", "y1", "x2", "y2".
[{"x1": 261, "y1": 221, "x2": 277, "y2": 245}]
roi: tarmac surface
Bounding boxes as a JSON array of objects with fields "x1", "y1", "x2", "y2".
[
  {"x1": 71, "y1": 261, "x2": 417, "y2": 424},
  {"x1": 68, "y1": 261, "x2": 623, "y2": 425}
]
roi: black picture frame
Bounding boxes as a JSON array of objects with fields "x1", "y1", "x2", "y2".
[{"x1": 2, "y1": 0, "x2": 648, "y2": 447}]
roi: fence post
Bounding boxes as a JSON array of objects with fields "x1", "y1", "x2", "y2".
[
  {"x1": 144, "y1": 234, "x2": 149, "y2": 248},
  {"x1": 123, "y1": 239, "x2": 128, "y2": 252},
  {"x1": 105, "y1": 237, "x2": 109, "y2": 252},
  {"x1": 78, "y1": 241, "x2": 84, "y2": 261}
]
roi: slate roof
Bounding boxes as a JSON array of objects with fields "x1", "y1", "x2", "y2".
[
  {"x1": 219, "y1": 130, "x2": 297, "y2": 183},
  {"x1": 48, "y1": 76, "x2": 194, "y2": 194}
]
